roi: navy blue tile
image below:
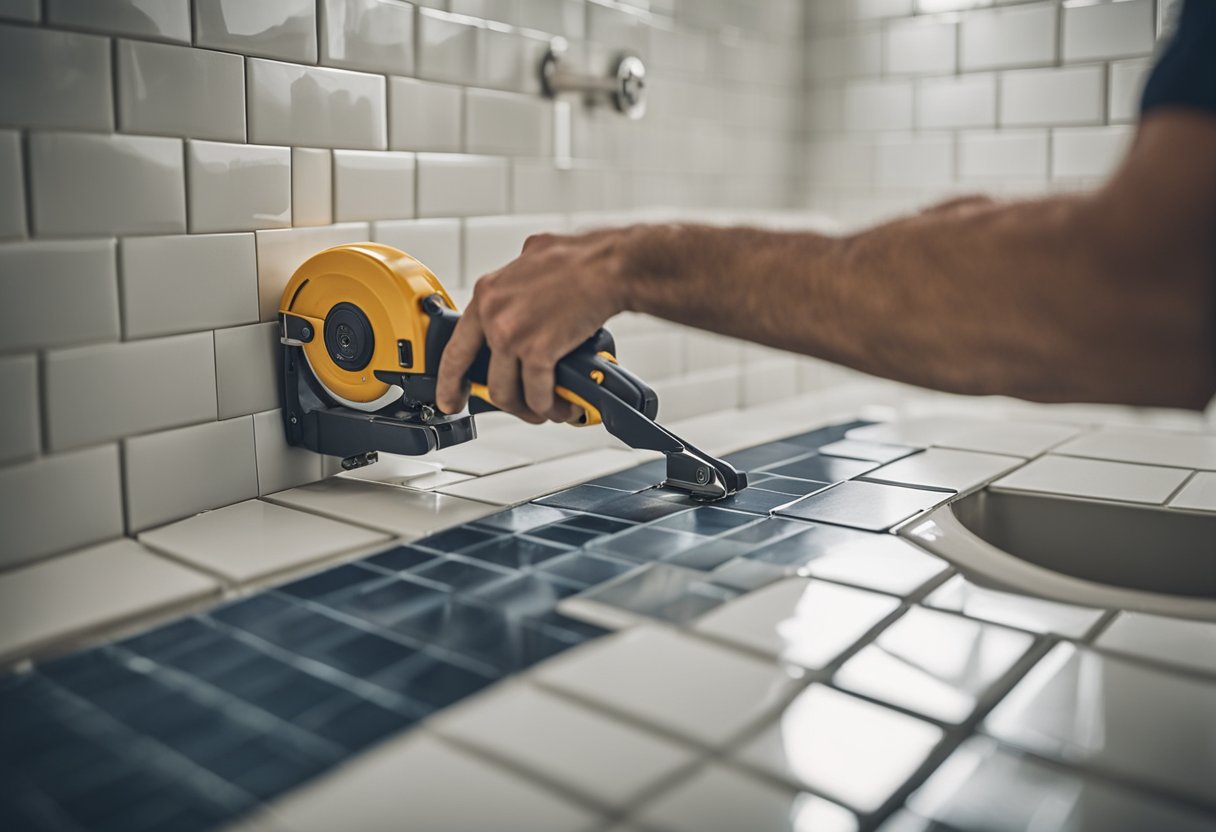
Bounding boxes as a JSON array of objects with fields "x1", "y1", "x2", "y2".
[
  {"x1": 540, "y1": 552, "x2": 636, "y2": 588},
  {"x1": 413, "y1": 525, "x2": 501, "y2": 552},
  {"x1": 761, "y1": 453, "x2": 878, "y2": 482},
  {"x1": 583, "y1": 460, "x2": 666, "y2": 492},
  {"x1": 712, "y1": 486, "x2": 800, "y2": 515},
  {"x1": 536, "y1": 483, "x2": 628, "y2": 511},
  {"x1": 782, "y1": 421, "x2": 871, "y2": 449},
  {"x1": 471, "y1": 573, "x2": 581, "y2": 620},
  {"x1": 208, "y1": 654, "x2": 299, "y2": 702},
  {"x1": 748, "y1": 473, "x2": 832, "y2": 496},
  {"x1": 411, "y1": 556, "x2": 514, "y2": 591},
  {"x1": 390, "y1": 595, "x2": 502, "y2": 646},
  {"x1": 460, "y1": 535, "x2": 568, "y2": 569},
  {"x1": 496, "y1": 622, "x2": 576, "y2": 671},
  {"x1": 653, "y1": 506, "x2": 758, "y2": 535},
  {"x1": 591, "y1": 526, "x2": 705, "y2": 562},
  {"x1": 243, "y1": 667, "x2": 345, "y2": 722},
  {"x1": 297, "y1": 630, "x2": 420, "y2": 678},
  {"x1": 160, "y1": 635, "x2": 266, "y2": 681},
  {"x1": 209, "y1": 593, "x2": 296, "y2": 629},
  {"x1": 307, "y1": 696, "x2": 416, "y2": 751},
  {"x1": 723, "y1": 441, "x2": 814, "y2": 471},
  {"x1": 216, "y1": 739, "x2": 332, "y2": 800},
  {"x1": 332, "y1": 576, "x2": 449, "y2": 628},
  {"x1": 744, "y1": 526, "x2": 832, "y2": 569},
  {"x1": 525, "y1": 522, "x2": 601, "y2": 547},
  {"x1": 474, "y1": 503, "x2": 576, "y2": 533},
  {"x1": 662, "y1": 516, "x2": 807, "y2": 570},
  {"x1": 119, "y1": 617, "x2": 217, "y2": 661},
  {"x1": 527, "y1": 609, "x2": 612, "y2": 642},
  {"x1": 372, "y1": 654, "x2": 496, "y2": 713},
  {"x1": 364, "y1": 544, "x2": 441, "y2": 573},
  {"x1": 225, "y1": 606, "x2": 351, "y2": 653},
  {"x1": 593, "y1": 491, "x2": 695, "y2": 522},
  {"x1": 278, "y1": 564, "x2": 382, "y2": 600},
  {"x1": 562, "y1": 514, "x2": 634, "y2": 535}
]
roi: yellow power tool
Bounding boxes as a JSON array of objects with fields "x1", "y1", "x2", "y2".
[{"x1": 278, "y1": 243, "x2": 746, "y2": 501}]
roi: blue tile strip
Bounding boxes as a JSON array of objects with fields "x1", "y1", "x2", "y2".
[{"x1": 0, "y1": 422, "x2": 867, "y2": 831}]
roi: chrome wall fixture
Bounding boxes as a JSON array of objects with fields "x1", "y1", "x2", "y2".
[{"x1": 539, "y1": 38, "x2": 647, "y2": 119}]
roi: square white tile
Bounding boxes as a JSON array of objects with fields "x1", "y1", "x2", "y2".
[
  {"x1": 332, "y1": 150, "x2": 416, "y2": 222},
  {"x1": 252, "y1": 409, "x2": 323, "y2": 495},
  {"x1": 1170, "y1": 472, "x2": 1216, "y2": 512},
  {"x1": 1062, "y1": 0, "x2": 1154, "y2": 62},
  {"x1": 535, "y1": 625, "x2": 800, "y2": 746},
  {"x1": 924, "y1": 575, "x2": 1106, "y2": 638},
  {"x1": 862, "y1": 448, "x2": 1023, "y2": 492},
  {"x1": 187, "y1": 140, "x2": 291, "y2": 233},
  {"x1": 138, "y1": 498, "x2": 388, "y2": 584},
  {"x1": 0, "y1": 537, "x2": 218, "y2": 664},
  {"x1": 416, "y1": 152, "x2": 509, "y2": 217},
  {"x1": 991, "y1": 455, "x2": 1190, "y2": 505},
  {"x1": 214, "y1": 322, "x2": 280, "y2": 419},
  {"x1": 1053, "y1": 427, "x2": 1216, "y2": 471},
  {"x1": 388, "y1": 77, "x2": 463, "y2": 152},
  {"x1": 777, "y1": 480, "x2": 949, "y2": 532},
  {"x1": 266, "y1": 477, "x2": 498, "y2": 538},
  {"x1": 694, "y1": 578, "x2": 900, "y2": 670},
  {"x1": 437, "y1": 448, "x2": 647, "y2": 506},
  {"x1": 0, "y1": 239, "x2": 120, "y2": 352},
  {"x1": 431, "y1": 682, "x2": 698, "y2": 809},
  {"x1": 1095, "y1": 612, "x2": 1216, "y2": 676},
  {"x1": 736, "y1": 684, "x2": 943, "y2": 813}
]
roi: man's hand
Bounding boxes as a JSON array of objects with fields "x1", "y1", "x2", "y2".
[{"x1": 435, "y1": 228, "x2": 635, "y2": 423}]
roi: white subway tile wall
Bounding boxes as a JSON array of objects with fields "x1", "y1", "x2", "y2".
[{"x1": 0, "y1": 0, "x2": 1167, "y2": 660}]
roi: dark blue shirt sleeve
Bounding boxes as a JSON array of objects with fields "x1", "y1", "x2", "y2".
[{"x1": 1141, "y1": 0, "x2": 1216, "y2": 115}]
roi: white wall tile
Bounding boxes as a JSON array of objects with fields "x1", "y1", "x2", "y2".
[
  {"x1": 516, "y1": 0, "x2": 584, "y2": 36},
  {"x1": 187, "y1": 140, "x2": 292, "y2": 233},
  {"x1": 291, "y1": 148, "x2": 334, "y2": 227},
  {"x1": 917, "y1": 73, "x2": 997, "y2": 129},
  {"x1": 960, "y1": 2, "x2": 1057, "y2": 71},
  {"x1": 808, "y1": 138, "x2": 875, "y2": 190},
  {"x1": 1000, "y1": 65, "x2": 1105, "y2": 127},
  {"x1": 463, "y1": 214, "x2": 565, "y2": 286},
  {"x1": 1051, "y1": 125, "x2": 1134, "y2": 180},
  {"x1": 214, "y1": 322, "x2": 280, "y2": 419},
  {"x1": 807, "y1": 30, "x2": 882, "y2": 81},
  {"x1": 253, "y1": 408, "x2": 323, "y2": 494},
  {"x1": 44, "y1": 332, "x2": 217, "y2": 451},
  {"x1": 416, "y1": 153, "x2": 509, "y2": 217},
  {"x1": 247, "y1": 59, "x2": 387, "y2": 150},
  {"x1": 117, "y1": 40, "x2": 245, "y2": 142},
  {"x1": 371, "y1": 218, "x2": 462, "y2": 282},
  {"x1": 884, "y1": 18, "x2": 957, "y2": 76},
  {"x1": 1063, "y1": 0, "x2": 1154, "y2": 62},
  {"x1": 417, "y1": 7, "x2": 482, "y2": 86},
  {"x1": 0, "y1": 445, "x2": 123, "y2": 569},
  {"x1": 0, "y1": 537, "x2": 217, "y2": 664},
  {"x1": 465, "y1": 89, "x2": 554, "y2": 156},
  {"x1": 320, "y1": 0, "x2": 415, "y2": 76},
  {"x1": 0, "y1": 0, "x2": 39, "y2": 21},
  {"x1": 120, "y1": 232, "x2": 258, "y2": 339},
  {"x1": 0, "y1": 354, "x2": 38, "y2": 464},
  {"x1": 615, "y1": 331, "x2": 683, "y2": 381},
  {"x1": 0, "y1": 24, "x2": 112, "y2": 131},
  {"x1": 1109, "y1": 57, "x2": 1151, "y2": 123},
  {"x1": 855, "y1": 0, "x2": 915, "y2": 19},
  {"x1": 254, "y1": 223, "x2": 371, "y2": 320},
  {"x1": 0, "y1": 129, "x2": 24, "y2": 238},
  {"x1": 29, "y1": 132, "x2": 185, "y2": 237},
  {"x1": 875, "y1": 133, "x2": 955, "y2": 190},
  {"x1": 194, "y1": 0, "x2": 317, "y2": 63},
  {"x1": 844, "y1": 80, "x2": 914, "y2": 131},
  {"x1": 124, "y1": 416, "x2": 259, "y2": 532},
  {"x1": 0, "y1": 239, "x2": 120, "y2": 352},
  {"x1": 388, "y1": 78, "x2": 464, "y2": 152},
  {"x1": 333, "y1": 149, "x2": 416, "y2": 222},
  {"x1": 918, "y1": 0, "x2": 993, "y2": 9},
  {"x1": 958, "y1": 130, "x2": 1049, "y2": 181},
  {"x1": 46, "y1": 0, "x2": 191, "y2": 43}
]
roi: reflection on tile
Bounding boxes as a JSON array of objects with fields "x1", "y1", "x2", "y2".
[
  {"x1": 694, "y1": 578, "x2": 900, "y2": 669},
  {"x1": 748, "y1": 473, "x2": 833, "y2": 496},
  {"x1": 712, "y1": 486, "x2": 801, "y2": 515},
  {"x1": 277, "y1": 562, "x2": 383, "y2": 601},
  {"x1": 535, "y1": 625, "x2": 799, "y2": 746},
  {"x1": 438, "y1": 448, "x2": 646, "y2": 505},
  {"x1": 363, "y1": 545, "x2": 440, "y2": 574},
  {"x1": 536, "y1": 483, "x2": 630, "y2": 511},
  {"x1": 835, "y1": 607, "x2": 1035, "y2": 723},
  {"x1": 562, "y1": 564, "x2": 737, "y2": 629},
  {"x1": 333, "y1": 575, "x2": 448, "y2": 629},
  {"x1": 583, "y1": 459, "x2": 667, "y2": 492},
  {"x1": 635, "y1": 763, "x2": 857, "y2": 832},
  {"x1": 474, "y1": 503, "x2": 577, "y2": 533},
  {"x1": 593, "y1": 490, "x2": 698, "y2": 522},
  {"x1": 1052, "y1": 426, "x2": 1216, "y2": 470},
  {"x1": 667, "y1": 518, "x2": 807, "y2": 571},
  {"x1": 540, "y1": 552, "x2": 636, "y2": 589},
  {"x1": 471, "y1": 573, "x2": 580, "y2": 620},
  {"x1": 139, "y1": 499, "x2": 389, "y2": 583},
  {"x1": 991, "y1": 455, "x2": 1190, "y2": 505},
  {"x1": 433, "y1": 682, "x2": 698, "y2": 810},
  {"x1": 590, "y1": 526, "x2": 706, "y2": 563},
  {"x1": 1170, "y1": 472, "x2": 1216, "y2": 512},
  {"x1": 737, "y1": 684, "x2": 943, "y2": 813},
  {"x1": 924, "y1": 575, "x2": 1106, "y2": 638},
  {"x1": 905, "y1": 735, "x2": 1216, "y2": 832},
  {"x1": 778, "y1": 481, "x2": 950, "y2": 532},
  {"x1": 985, "y1": 643, "x2": 1216, "y2": 806},
  {"x1": 862, "y1": 448, "x2": 1023, "y2": 493},
  {"x1": 411, "y1": 556, "x2": 514, "y2": 592},
  {"x1": 725, "y1": 441, "x2": 820, "y2": 471},
  {"x1": 847, "y1": 417, "x2": 1080, "y2": 458},
  {"x1": 653, "y1": 506, "x2": 758, "y2": 535},
  {"x1": 414, "y1": 524, "x2": 500, "y2": 552},
  {"x1": 527, "y1": 522, "x2": 603, "y2": 547},
  {"x1": 747, "y1": 524, "x2": 949, "y2": 596},
  {"x1": 762, "y1": 453, "x2": 878, "y2": 483},
  {"x1": 1095, "y1": 612, "x2": 1216, "y2": 676},
  {"x1": 461, "y1": 534, "x2": 569, "y2": 569},
  {"x1": 708, "y1": 558, "x2": 788, "y2": 593},
  {"x1": 818, "y1": 439, "x2": 918, "y2": 463},
  {"x1": 261, "y1": 732, "x2": 597, "y2": 832}
]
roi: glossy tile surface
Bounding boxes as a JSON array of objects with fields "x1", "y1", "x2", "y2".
[
  {"x1": 835, "y1": 606, "x2": 1035, "y2": 723},
  {"x1": 116, "y1": 40, "x2": 245, "y2": 142},
  {"x1": 862, "y1": 448, "x2": 1023, "y2": 492},
  {"x1": 848, "y1": 417, "x2": 1080, "y2": 457},
  {"x1": 561, "y1": 563, "x2": 736, "y2": 629},
  {"x1": 924, "y1": 575, "x2": 1106, "y2": 638},
  {"x1": 246, "y1": 58, "x2": 386, "y2": 150},
  {"x1": 1095, "y1": 611, "x2": 1216, "y2": 676},
  {"x1": 1170, "y1": 472, "x2": 1216, "y2": 512},
  {"x1": 319, "y1": 0, "x2": 414, "y2": 76},
  {"x1": 991, "y1": 455, "x2": 1191, "y2": 505},
  {"x1": 187, "y1": 140, "x2": 291, "y2": 233},
  {"x1": 737, "y1": 684, "x2": 944, "y2": 813},
  {"x1": 194, "y1": 0, "x2": 317, "y2": 63},
  {"x1": 535, "y1": 625, "x2": 799, "y2": 746},
  {"x1": 332, "y1": 149, "x2": 415, "y2": 222},
  {"x1": 0, "y1": 23, "x2": 112, "y2": 131},
  {"x1": 904, "y1": 736, "x2": 1216, "y2": 832},
  {"x1": 985, "y1": 643, "x2": 1216, "y2": 806},
  {"x1": 777, "y1": 480, "x2": 950, "y2": 532},
  {"x1": 695, "y1": 577, "x2": 899, "y2": 669},
  {"x1": 1053, "y1": 427, "x2": 1216, "y2": 471}
]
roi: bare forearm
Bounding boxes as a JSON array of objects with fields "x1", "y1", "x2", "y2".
[{"x1": 623, "y1": 194, "x2": 1215, "y2": 409}]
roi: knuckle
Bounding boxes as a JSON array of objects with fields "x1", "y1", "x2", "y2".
[{"x1": 522, "y1": 232, "x2": 555, "y2": 253}]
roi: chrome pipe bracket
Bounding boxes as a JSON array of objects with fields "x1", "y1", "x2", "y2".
[{"x1": 540, "y1": 38, "x2": 646, "y2": 120}]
